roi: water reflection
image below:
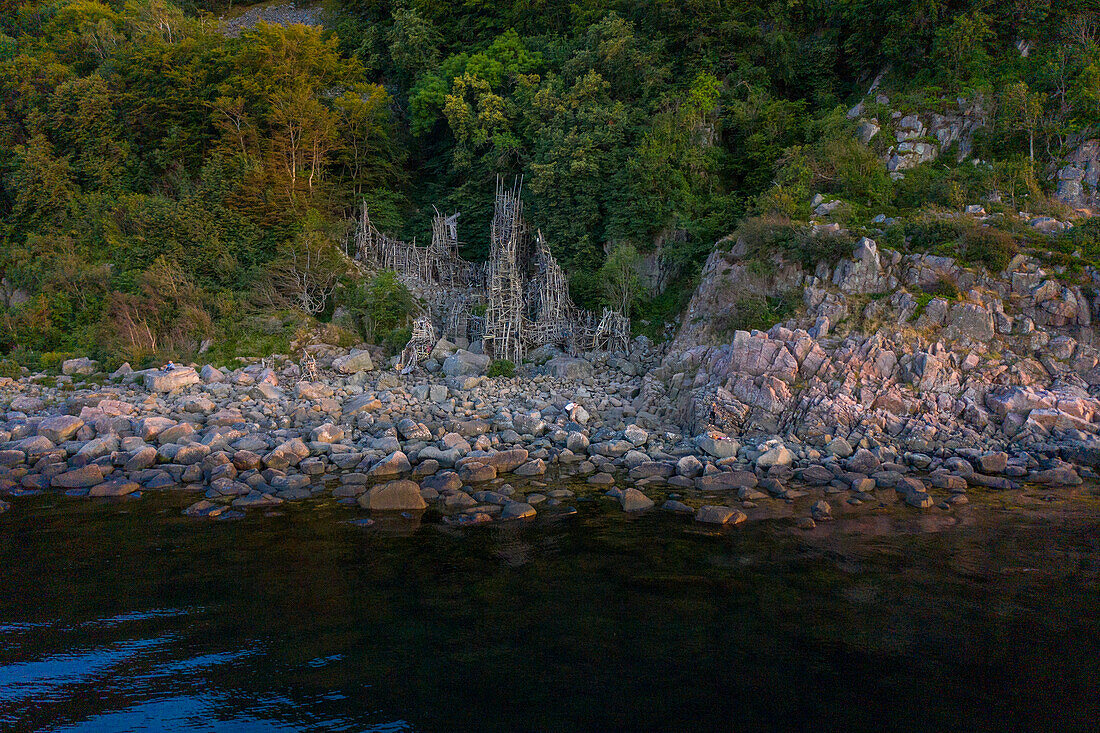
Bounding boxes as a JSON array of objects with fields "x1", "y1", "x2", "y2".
[{"x1": 0, "y1": 492, "x2": 1098, "y2": 731}]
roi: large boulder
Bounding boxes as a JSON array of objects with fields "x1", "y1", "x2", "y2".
[
  {"x1": 430, "y1": 338, "x2": 458, "y2": 361},
  {"x1": 985, "y1": 386, "x2": 1056, "y2": 419},
  {"x1": 442, "y1": 350, "x2": 491, "y2": 377},
  {"x1": 526, "y1": 343, "x2": 562, "y2": 365},
  {"x1": 51, "y1": 464, "x2": 105, "y2": 489},
  {"x1": 723, "y1": 331, "x2": 798, "y2": 382},
  {"x1": 619, "y1": 488, "x2": 655, "y2": 512},
  {"x1": 544, "y1": 356, "x2": 593, "y2": 380},
  {"x1": 249, "y1": 383, "x2": 284, "y2": 401},
  {"x1": 37, "y1": 415, "x2": 84, "y2": 443},
  {"x1": 333, "y1": 350, "x2": 374, "y2": 374},
  {"x1": 139, "y1": 416, "x2": 177, "y2": 441},
  {"x1": 832, "y1": 237, "x2": 886, "y2": 294},
  {"x1": 89, "y1": 480, "x2": 140, "y2": 497},
  {"x1": 945, "y1": 302, "x2": 995, "y2": 341},
  {"x1": 696, "y1": 434, "x2": 739, "y2": 459},
  {"x1": 358, "y1": 480, "x2": 427, "y2": 511},
  {"x1": 10, "y1": 395, "x2": 44, "y2": 413},
  {"x1": 676, "y1": 455, "x2": 704, "y2": 477},
  {"x1": 501, "y1": 501, "x2": 536, "y2": 519},
  {"x1": 756, "y1": 445, "x2": 793, "y2": 468},
  {"x1": 310, "y1": 423, "x2": 344, "y2": 443},
  {"x1": 481, "y1": 448, "x2": 530, "y2": 472},
  {"x1": 157, "y1": 422, "x2": 195, "y2": 445},
  {"x1": 199, "y1": 364, "x2": 225, "y2": 383},
  {"x1": 368, "y1": 451, "x2": 412, "y2": 478},
  {"x1": 144, "y1": 367, "x2": 200, "y2": 392},
  {"x1": 344, "y1": 394, "x2": 383, "y2": 414},
  {"x1": 694, "y1": 471, "x2": 758, "y2": 491},
  {"x1": 62, "y1": 357, "x2": 98, "y2": 376},
  {"x1": 396, "y1": 418, "x2": 432, "y2": 441}
]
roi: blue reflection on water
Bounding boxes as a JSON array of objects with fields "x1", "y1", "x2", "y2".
[
  {"x1": 80, "y1": 608, "x2": 193, "y2": 627},
  {"x1": 0, "y1": 637, "x2": 171, "y2": 703},
  {"x1": 0, "y1": 606, "x2": 410, "y2": 733},
  {"x1": 52, "y1": 693, "x2": 411, "y2": 733}
]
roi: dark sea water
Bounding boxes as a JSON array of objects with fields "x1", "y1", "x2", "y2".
[{"x1": 1, "y1": 489, "x2": 1099, "y2": 732}]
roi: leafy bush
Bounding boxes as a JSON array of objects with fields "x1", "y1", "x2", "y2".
[
  {"x1": 911, "y1": 292, "x2": 935, "y2": 321},
  {"x1": 905, "y1": 218, "x2": 967, "y2": 251},
  {"x1": 1056, "y1": 218, "x2": 1100, "y2": 266},
  {"x1": 198, "y1": 312, "x2": 306, "y2": 368},
  {"x1": 879, "y1": 224, "x2": 905, "y2": 250},
  {"x1": 633, "y1": 281, "x2": 695, "y2": 341},
  {"x1": 735, "y1": 216, "x2": 802, "y2": 257},
  {"x1": 722, "y1": 291, "x2": 799, "y2": 334},
  {"x1": 894, "y1": 161, "x2": 996, "y2": 211},
  {"x1": 487, "y1": 359, "x2": 515, "y2": 378},
  {"x1": 383, "y1": 326, "x2": 412, "y2": 356},
  {"x1": 734, "y1": 216, "x2": 854, "y2": 270},
  {"x1": 39, "y1": 351, "x2": 75, "y2": 372},
  {"x1": 0, "y1": 360, "x2": 21, "y2": 379},
  {"x1": 961, "y1": 226, "x2": 1016, "y2": 272},
  {"x1": 797, "y1": 230, "x2": 855, "y2": 269},
  {"x1": 336, "y1": 271, "x2": 418, "y2": 348}
]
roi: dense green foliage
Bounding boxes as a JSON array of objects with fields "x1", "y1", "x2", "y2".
[
  {"x1": 486, "y1": 358, "x2": 515, "y2": 378},
  {"x1": 1, "y1": 0, "x2": 1098, "y2": 365},
  {"x1": 334, "y1": 269, "x2": 419, "y2": 352}
]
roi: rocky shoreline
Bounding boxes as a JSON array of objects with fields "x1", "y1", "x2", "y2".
[
  {"x1": 6, "y1": 218, "x2": 1100, "y2": 529},
  {"x1": 1, "y1": 320, "x2": 1095, "y2": 530}
]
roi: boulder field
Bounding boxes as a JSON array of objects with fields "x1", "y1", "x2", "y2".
[{"x1": 3, "y1": 241, "x2": 1100, "y2": 528}]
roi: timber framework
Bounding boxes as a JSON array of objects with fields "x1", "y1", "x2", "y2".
[{"x1": 355, "y1": 178, "x2": 629, "y2": 366}]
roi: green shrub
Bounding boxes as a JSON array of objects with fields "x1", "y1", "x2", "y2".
[
  {"x1": 879, "y1": 224, "x2": 905, "y2": 250},
  {"x1": 911, "y1": 292, "x2": 934, "y2": 321},
  {"x1": 39, "y1": 351, "x2": 75, "y2": 372},
  {"x1": 632, "y1": 280, "x2": 696, "y2": 341},
  {"x1": 195, "y1": 311, "x2": 305, "y2": 367},
  {"x1": 487, "y1": 359, "x2": 515, "y2": 378},
  {"x1": 734, "y1": 216, "x2": 855, "y2": 270},
  {"x1": 962, "y1": 226, "x2": 1016, "y2": 272},
  {"x1": 830, "y1": 137, "x2": 893, "y2": 207},
  {"x1": 905, "y1": 218, "x2": 967, "y2": 251},
  {"x1": 336, "y1": 271, "x2": 418, "y2": 344},
  {"x1": 0, "y1": 360, "x2": 21, "y2": 379},
  {"x1": 722, "y1": 291, "x2": 799, "y2": 334},
  {"x1": 1057, "y1": 218, "x2": 1100, "y2": 266},
  {"x1": 734, "y1": 215, "x2": 802, "y2": 258},
  {"x1": 383, "y1": 326, "x2": 412, "y2": 356},
  {"x1": 797, "y1": 231, "x2": 855, "y2": 269}
]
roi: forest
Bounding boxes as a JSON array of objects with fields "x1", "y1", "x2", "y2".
[{"x1": 1, "y1": 0, "x2": 1098, "y2": 370}]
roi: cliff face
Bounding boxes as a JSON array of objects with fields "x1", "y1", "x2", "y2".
[{"x1": 642, "y1": 230, "x2": 1100, "y2": 458}]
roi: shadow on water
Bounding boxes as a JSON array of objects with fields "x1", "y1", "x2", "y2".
[{"x1": 1, "y1": 491, "x2": 1099, "y2": 732}]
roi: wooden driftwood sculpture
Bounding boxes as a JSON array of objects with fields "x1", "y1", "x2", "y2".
[{"x1": 355, "y1": 178, "x2": 629, "y2": 367}]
